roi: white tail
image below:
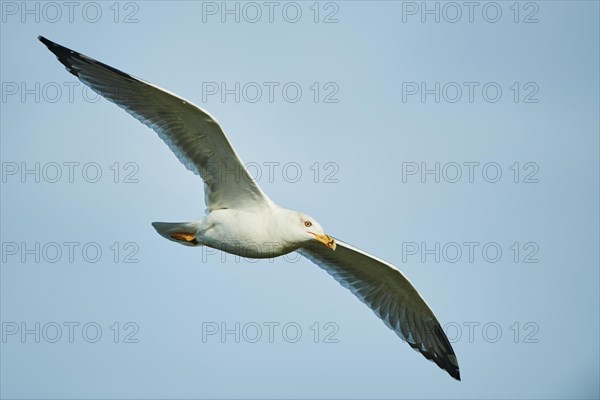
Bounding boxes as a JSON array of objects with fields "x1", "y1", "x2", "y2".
[{"x1": 152, "y1": 221, "x2": 202, "y2": 247}]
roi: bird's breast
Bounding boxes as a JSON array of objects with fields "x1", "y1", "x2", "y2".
[
  {"x1": 200, "y1": 209, "x2": 301, "y2": 259},
  {"x1": 202, "y1": 233, "x2": 301, "y2": 259}
]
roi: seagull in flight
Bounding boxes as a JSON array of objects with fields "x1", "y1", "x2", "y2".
[{"x1": 39, "y1": 36, "x2": 460, "y2": 380}]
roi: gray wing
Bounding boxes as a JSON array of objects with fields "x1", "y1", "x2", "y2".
[
  {"x1": 39, "y1": 36, "x2": 272, "y2": 211},
  {"x1": 299, "y1": 239, "x2": 460, "y2": 380}
]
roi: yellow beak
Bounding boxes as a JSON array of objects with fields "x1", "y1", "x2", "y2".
[{"x1": 309, "y1": 232, "x2": 337, "y2": 251}]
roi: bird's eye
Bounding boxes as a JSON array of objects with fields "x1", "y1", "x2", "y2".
[{"x1": 304, "y1": 221, "x2": 312, "y2": 227}]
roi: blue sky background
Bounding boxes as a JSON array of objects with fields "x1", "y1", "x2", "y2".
[{"x1": 1, "y1": 1, "x2": 599, "y2": 398}]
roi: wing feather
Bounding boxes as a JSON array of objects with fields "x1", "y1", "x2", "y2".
[
  {"x1": 39, "y1": 36, "x2": 271, "y2": 211},
  {"x1": 299, "y1": 239, "x2": 460, "y2": 380}
]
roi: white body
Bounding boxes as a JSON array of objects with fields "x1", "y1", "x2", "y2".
[{"x1": 159, "y1": 206, "x2": 312, "y2": 258}]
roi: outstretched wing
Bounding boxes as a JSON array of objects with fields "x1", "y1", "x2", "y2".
[
  {"x1": 299, "y1": 239, "x2": 460, "y2": 380},
  {"x1": 39, "y1": 36, "x2": 272, "y2": 211}
]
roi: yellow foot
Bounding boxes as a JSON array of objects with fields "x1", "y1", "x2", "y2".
[{"x1": 170, "y1": 232, "x2": 199, "y2": 245}]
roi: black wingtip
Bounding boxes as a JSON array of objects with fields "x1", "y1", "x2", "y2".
[
  {"x1": 38, "y1": 35, "x2": 71, "y2": 56},
  {"x1": 421, "y1": 324, "x2": 461, "y2": 381},
  {"x1": 451, "y1": 369, "x2": 461, "y2": 381},
  {"x1": 38, "y1": 35, "x2": 82, "y2": 79},
  {"x1": 441, "y1": 361, "x2": 460, "y2": 381},
  {"x1": 38, "y1": 35, "x2": 138, "y2": 84},
  {"x1": 445, "y1": 358, "x2": 461, "y2": 381},
  {"x1": 38, "y1": 35, "x2": 68, "y2": 57},
  {"x1": 38, "y1": 35, "x2": 54, "y2": 47}
]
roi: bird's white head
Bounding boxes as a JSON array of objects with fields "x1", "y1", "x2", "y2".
[{"x1": 288, "y1": 211, "x2": 336, "y2": 251}]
